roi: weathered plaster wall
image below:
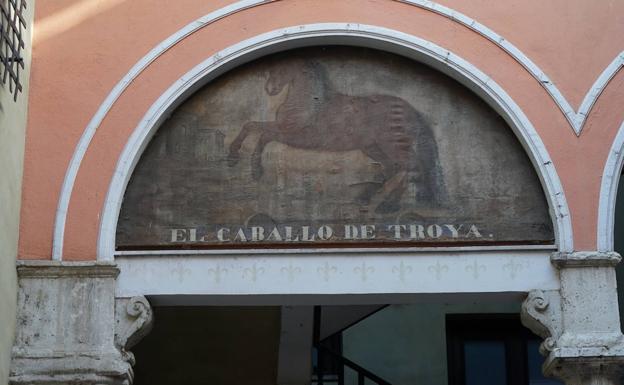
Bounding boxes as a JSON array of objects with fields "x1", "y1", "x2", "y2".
[
  {"x1": 18, "y1": 0, "x2": 624, "y2": 260},
  {"x1": 0, "y1": 1, "x2": 34, "y2": 382}
]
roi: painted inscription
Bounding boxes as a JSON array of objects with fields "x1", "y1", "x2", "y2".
[
  {"x1": 116, "y1": 47, "x2": 554, "y2": 249},
  {"x1": 169, "y1": 224, "x2": 484, "y2": 244}
]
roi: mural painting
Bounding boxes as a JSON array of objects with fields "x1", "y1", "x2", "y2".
[{"x1": 116, "y1": 47, "x2": 554, "y2": 249}]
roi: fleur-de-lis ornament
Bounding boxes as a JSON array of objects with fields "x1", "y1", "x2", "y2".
[
  {"x1": 172, "y1": 265, "x2": 191, "y2": 283},
  {"x1": 465, "y1": 260, "x2": 486, "y2": 279},
  {"x1": 428, "y1": 261, "x2": 449, "y2": 281},
  {"x1": 281, "y1": 263, "x2": 302, "y2": 282},
  {"x1": 317, "y1": 262, "x2": 337, "y2": 282},
  {"x1": 353, "y1": 262, "x2": 374, "y2": 282},
  {"x1": 392, "y1": 261, "x2": 413, "y2": 283},
  {"x1": 207, "y1": 265, "x2": 228, "y2": 284},
  {"x1": 502, "y1": 259, "x2": 523, "y2": 279},
  {"x1": 243, "y1": 264, "x2": 265, "y2": 282}
]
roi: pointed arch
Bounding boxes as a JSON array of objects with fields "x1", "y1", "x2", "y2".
[{"x1": 597, "y1": 122, "x2": 624, "y2": 252}]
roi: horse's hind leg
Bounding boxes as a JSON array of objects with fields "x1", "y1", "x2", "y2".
[
  {"x1": 362, "y1": 143, "x2": 398, "y2": 179},
  {"x1": 375, "y1": 173, "x2": 407, "y2": 214},
  {"x1": 361, "y1": 143, "x2": 396, "y2": 193},
  {"x1": 361, "y1": 143, "x2": 406, "y2": 213}
]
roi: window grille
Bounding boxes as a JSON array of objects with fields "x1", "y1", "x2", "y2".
[{"x1": 0, "y1": 0, "x2": 26, "y2": 101}]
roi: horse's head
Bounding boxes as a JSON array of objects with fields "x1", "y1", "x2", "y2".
[
  {"x1": 264, "y1": 56, "x2": 312, "y2": 96},
  {"x1": 265, "y1": 65, "x2": 292, "y2": 96}
]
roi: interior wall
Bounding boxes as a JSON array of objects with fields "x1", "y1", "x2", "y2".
[
  {"x1": 342, "y1": 301, "x2": 520, "y2": 385},
  {"x1": 0, "y1": 1, "x2": 34, "y2": 382},
  {"x1": 132, "y1": 306, "x2": 281, "y2": 385}
]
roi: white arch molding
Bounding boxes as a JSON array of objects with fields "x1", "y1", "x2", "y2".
[
  {"x1": 52, "y1": 0, "x2": 623, "y2": 261},
  {"x1": 400, "y1": 1, "x2": 624, "y2": 136},
  {"x1": 96, "y1": 23, "x2": 573, "y2": 262},
  {"x1": 598, "y1": 121, "x2": 624, "y2": 252}
]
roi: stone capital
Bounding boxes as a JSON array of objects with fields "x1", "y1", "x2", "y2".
[
  {"x1": 522, "y1": 251, "x2": 624, "y2": 384},
  {"x1": 10, "y1": 261, "x2": 153, "y2": 385}
]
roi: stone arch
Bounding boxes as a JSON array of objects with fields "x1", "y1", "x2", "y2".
[
  {"x1": 598, "y1": 121, "x2": 624, "y2": 252},
  {"x1": 95, "y1": 24, "x2": 571, "y2": 260}
]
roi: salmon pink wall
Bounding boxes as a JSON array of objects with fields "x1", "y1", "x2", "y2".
[{"x1": 19, "y1": 0, "x2": 624, "y2": 260}]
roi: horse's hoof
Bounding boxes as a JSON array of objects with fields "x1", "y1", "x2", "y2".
[
  {"x1": 355, "y1": 192, "x2": 373, "y2": 205},
  {"x1": 227, "y1": 154, "x2": 240, "y2": 167},
  {"x1": 252, "y1": 167, "x2": 264, "y2": 180},
  {"x1": 375, "y1": 200, "x2": 401, "y2": 214}
]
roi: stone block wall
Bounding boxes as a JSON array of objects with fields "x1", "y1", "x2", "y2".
[{"x1": 0, "y1": 1, "x2": 34, "y2": 382}]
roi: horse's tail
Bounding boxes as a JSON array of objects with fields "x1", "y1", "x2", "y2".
[{"x1": 406, "y1": 108, "x2": 448, "y2": 206}]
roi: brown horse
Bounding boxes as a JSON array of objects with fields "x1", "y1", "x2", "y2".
[{"x1": 228, "y1": 57, "x2": 445, "y2": 213}]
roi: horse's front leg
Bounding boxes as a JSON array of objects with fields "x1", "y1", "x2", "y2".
[
  {"x1": 228, "y1": 121, "x2": 264, "y2": 166},
  {"x1": 251, "y1": 131, "x2": 273, "y2": 180}
]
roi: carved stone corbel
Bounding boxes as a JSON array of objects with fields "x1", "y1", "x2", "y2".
[
  {"x1": 115, "y1": 296, "x2": 154, "y2": 369},
  {"x1": 521, "y1": 289, "x2": 562, "y2": 355}
]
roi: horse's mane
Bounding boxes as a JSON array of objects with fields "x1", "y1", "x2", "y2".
[{"x1": 271, "y1": 54, "x2": 332, "y2": 99}]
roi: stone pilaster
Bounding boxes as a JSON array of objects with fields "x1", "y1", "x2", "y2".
[
  {"x1": 522, "y1": 252, "x2": 624, "y2": 385},
  {"x1": 9, "y1": 261, "x2": 152, "y2": 385}
]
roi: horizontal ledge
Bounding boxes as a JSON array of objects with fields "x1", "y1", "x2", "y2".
[
  {"x1": 16, "y1": 261, "x2": 119, "y2": 278},
  {"x1": 114, "y1": 244, "x2": 557, "y2": 257},
  {"x1": 551, "y1": 251, "x2": 622, "y2": 268}
]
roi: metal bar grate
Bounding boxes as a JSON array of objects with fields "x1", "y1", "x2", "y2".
[{"x1": 0, "y1": 0, "x2": 26, "y2": 101}]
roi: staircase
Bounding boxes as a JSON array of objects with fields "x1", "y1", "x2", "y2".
[{"x1": 311, "y1": 306, "x2": 392, "y2": 385}]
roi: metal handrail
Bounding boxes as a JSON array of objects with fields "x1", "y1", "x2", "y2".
[{"x1": 313, "y1": 305, "x2": 392, "y2": 385}]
